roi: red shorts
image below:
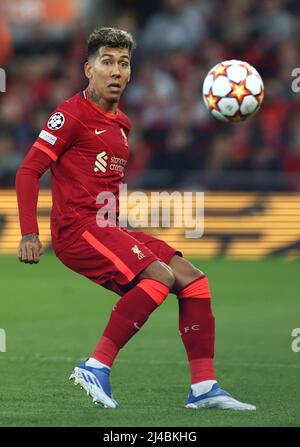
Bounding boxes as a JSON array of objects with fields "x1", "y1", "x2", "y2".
[{"x1": 57, "y1": 223, "x2": 182, "y2": 296}]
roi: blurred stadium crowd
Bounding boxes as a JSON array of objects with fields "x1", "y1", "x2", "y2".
[{"x1": 0, "y1": 0, "x2": 300, "y2": 191}]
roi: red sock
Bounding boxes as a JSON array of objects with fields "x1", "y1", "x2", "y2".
[
  {"x1": 92, "y1": 279, "x2": 170, "y2": 367},
  {"x1": 91, "y1": 336, "x2": 119, "y2": 367},
  {"x1": 178, "y1": 276, "x2": 216, "y2": 384}
]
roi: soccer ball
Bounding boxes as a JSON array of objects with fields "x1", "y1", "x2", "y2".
[{"x1": 202, "y1": 60, "x2": 264, "y2": 123}]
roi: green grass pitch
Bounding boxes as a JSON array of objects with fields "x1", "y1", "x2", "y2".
[{"x1": 0, "y1": 254, "x2": 299, "y2": 427}]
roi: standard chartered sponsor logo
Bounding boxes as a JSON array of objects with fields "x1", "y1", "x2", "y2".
[
  {"x1": 110, "y1": 156, "x2": 127, "y2": 172},
  {"x1": 94, "y1": 153, "x2": 127, "y2": 173},
  {"x1": 94, "y1": 152, "x2": 108, "y2": 173}
]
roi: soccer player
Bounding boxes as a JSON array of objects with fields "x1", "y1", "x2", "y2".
[{"x1": 16, "y1": 28, "x2": 255, "y2": 410}]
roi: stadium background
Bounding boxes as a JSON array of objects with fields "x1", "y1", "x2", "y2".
[{"x1": 0, "y1": 0, "x2": 299, "y2": 427}]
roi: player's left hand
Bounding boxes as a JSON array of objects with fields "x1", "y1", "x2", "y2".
[{"x1": 18, "y1": 233, "x2": 43, "y2": 264}]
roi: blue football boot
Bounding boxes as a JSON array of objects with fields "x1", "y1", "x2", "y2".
[
  {"x1": 186, "y1": 383, "x2": 256, "y2": 410},
  {"x1": 69, "y1": 361, "x2": 119, "y2": 408}
]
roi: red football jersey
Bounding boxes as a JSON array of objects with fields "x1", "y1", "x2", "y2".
[{"x1": 33, "y1": 89, "x2": 131, "y2": 254}]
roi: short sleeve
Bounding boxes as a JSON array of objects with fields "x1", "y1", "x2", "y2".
[{"x1": 32, "y1": 109, "x2": 78, "y2": 162}]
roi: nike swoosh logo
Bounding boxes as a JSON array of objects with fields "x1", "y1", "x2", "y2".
[{"x1": 95, "y1": 129, "x2": 107, "y2": 135}]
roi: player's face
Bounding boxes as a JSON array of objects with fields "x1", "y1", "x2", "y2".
[{"x1": 85, "y1": 46, "x2": 131, "y2": 109}]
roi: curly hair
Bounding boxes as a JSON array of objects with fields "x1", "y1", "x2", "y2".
[{"x1": 87, "y1": 27, "x2": 136, "y2": 59}]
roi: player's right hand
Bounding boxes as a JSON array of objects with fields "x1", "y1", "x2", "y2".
[{"x1": 18, "y1": 233, "x2": 43, "y2": 264}]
